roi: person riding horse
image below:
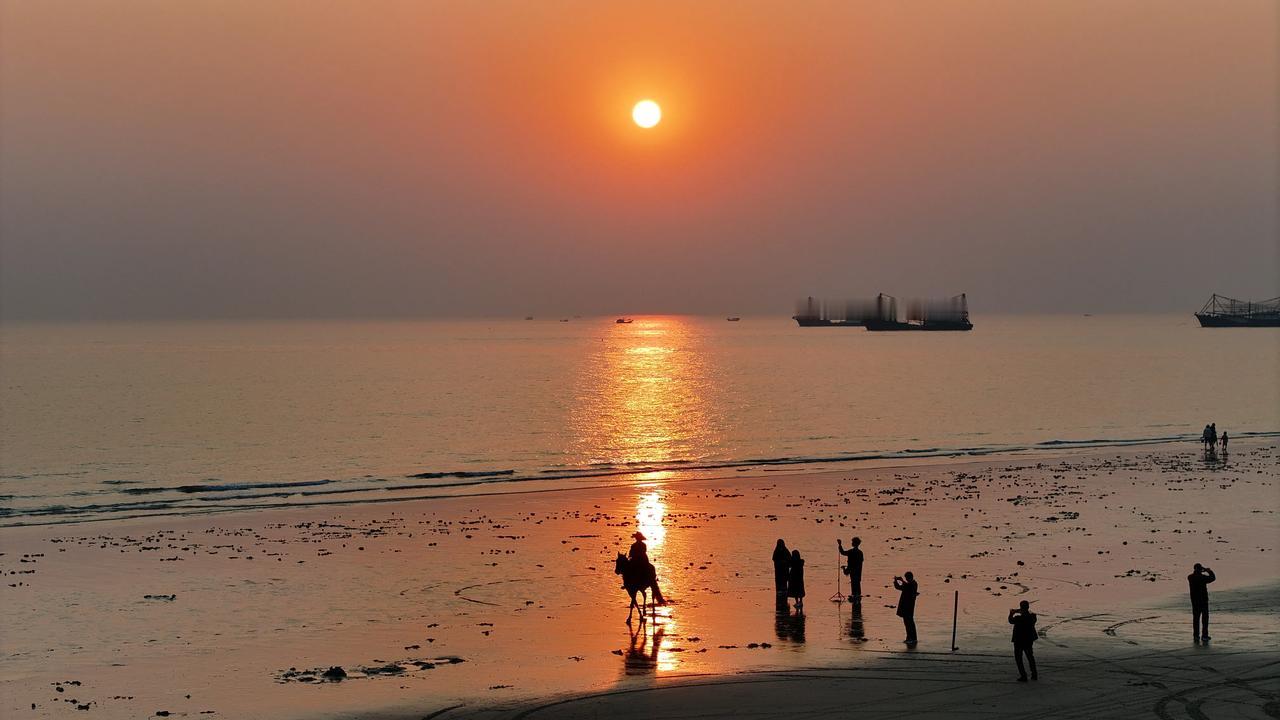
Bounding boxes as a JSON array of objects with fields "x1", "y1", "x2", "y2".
[{"x1": 628, "y1": 532, "x2": 666, "y2": 605}]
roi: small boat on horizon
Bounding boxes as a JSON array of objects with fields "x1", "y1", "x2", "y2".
[
  {"x1": 726, "y1": 317, "x2": 741, "y2": 322},
  {"x1": 615, "y1": 318, "x2": 633, "y2": 324}
]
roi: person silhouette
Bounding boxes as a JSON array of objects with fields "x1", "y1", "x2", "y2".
[
  {"x1": 1009, "y1": 600, "x2": 1038, "y2": 681},
  {"x1": 628, "y1": 531, "x2": 666, "y2": 605},
  {"x1": 787, "y1": 550, "x2": 806, "y2": 609},
  {"x1": 837, "y1": 536, "x2": 864, "y2": 603},
  {"x1": 772, "y1": 539, "x2": 791, "y2": 596},
  {"x1": 1201, "y1": 424, "x2": 1212, "y2": 452},
  {"x1": 1209, "y1": 424, "x2": 1218, "y2": 455},
  {"x1": 893, "y1": 571, "x2": 919, "y2": 645},
  {"x1": 1188, "y1": 563, "x2": 1216, "y2": 640},
  {"x1": 1220, "y1": 431, "x2": 1229, "y2": 454}
]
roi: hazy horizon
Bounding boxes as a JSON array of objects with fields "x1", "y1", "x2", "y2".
[{"x1": 2, "y1": 0, "x2": 1277, "y2": 322}]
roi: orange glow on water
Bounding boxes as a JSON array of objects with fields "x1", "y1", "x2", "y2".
[{"x1": 569, "y1": 317, "x2": 716, "y2": 469}]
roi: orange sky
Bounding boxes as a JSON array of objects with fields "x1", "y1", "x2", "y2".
[{"x1": 1, "y1": 1, "x2": 1276, "y2": 319}]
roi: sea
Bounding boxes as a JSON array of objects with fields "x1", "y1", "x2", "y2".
[{"x1": 1, "y1": 314, "x2": 1276, "y2": 526}]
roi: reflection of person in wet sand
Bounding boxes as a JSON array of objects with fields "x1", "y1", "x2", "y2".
[
  {"x1": 848, "y1": 601, "x2": 865, "y2": 642},
  {"x1": 1009, "y1": 600, "x2": 1038, "y2": 681},
  {"x1": 787, "y1": 550, "x2": 806, "y2": 609},
  {"x1": 1189, "y1": 563, "x2": 1216, "y2": 641},
  {"x1": 624, "y1": 624, "x2": 664, "y2": 674},
  {"x1": 772, "y1": 539, "x2": 791, "y2": 596},
  {"x1": 774, "y1": 604, "x2": 807, "y2": 643},
  {"x1": 893, "y1": 571, "x2": 919, "y2": 646},
  {"x1": 837, "y1": 536, "x2": 863, "y2": 603}
]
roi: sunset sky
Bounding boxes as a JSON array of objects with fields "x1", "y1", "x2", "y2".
[{"x1": 2, "y1": 0, "x2": 1276, "y2": 320}]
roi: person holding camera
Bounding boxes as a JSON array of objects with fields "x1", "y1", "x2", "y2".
[
  {"x1": 837, "y1": 536, "x2": 863, "y2": 603},
  {"x1": 1188, "y1": 563, "x2": 1216, "y2": 641},
  {"x1": 893, "y1": 571, "x2": 919, "y2": 645},
  {"x1": 1009, "y1": 600, "x2": 1038, "y2": 681}
]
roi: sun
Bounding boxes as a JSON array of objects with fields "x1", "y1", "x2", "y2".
[{"x1": 632, "y1": 100, "x2": 662, "y2": 129}]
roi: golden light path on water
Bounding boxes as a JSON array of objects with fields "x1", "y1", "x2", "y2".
[
  {"x1": 569, "y1": 317, "x2": 718, "y2": 675},
  {"x1": 569, "y1": 317, "x2": 717, "y2": 469}
]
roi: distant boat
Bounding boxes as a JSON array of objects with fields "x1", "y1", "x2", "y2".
[
  {"x1": 615, "y1": 318, "x2": 633, "y2": 324},
  {"x1": 559, "y1": 318, "x2": 569, "y2": 322},
  {"x1": 1195, "y1": 294, "x2": 1280, "y2": 327},
  {"x1": 524, "y1": 316, "x2": 534, "y2": 321},
  {"x1": 726, "y1": 317, "x2": 741, "y2": 322}
]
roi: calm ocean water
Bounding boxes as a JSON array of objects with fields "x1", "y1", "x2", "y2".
[{"x1": 1, "y1": 315, "x2": 1276, "y2": 525}]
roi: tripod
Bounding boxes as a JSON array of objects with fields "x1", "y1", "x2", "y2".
[{"x1": 829, "y1": 558, "x2": 848, "y2": 602}]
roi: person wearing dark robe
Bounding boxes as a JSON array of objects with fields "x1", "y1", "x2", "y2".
[
  {"x1": 838, "y1": 536, "x2": 864, "y2": 602},
  {"x1": 772, "y1": 539, "x2": 791, "y2": 596},
  {"x1": 787, "y1": 550, "x2": 806, "y2": 609},
  {"x1": 894, "y1": 571, "x2": 919, "y2": 645},
  {"x1": 1009, "y1": 600, "x2": 1038, "y2": 681},
  {"x1": 1189, "y1": 563, "x2": 1216, "y2": 640},
  {"x1": 628, "y1": 531, "x2": 666, "y2": 605}
]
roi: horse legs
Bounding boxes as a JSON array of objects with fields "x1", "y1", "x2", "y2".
[{"x1": 626, "y1": 590, "x2": 637, "y2": 624}]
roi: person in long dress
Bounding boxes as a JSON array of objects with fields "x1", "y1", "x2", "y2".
[
  {"x1": 787, "y1": 550, "x2": 806, "y2": 609},
  {"x1": 772, "y1": 539, "x2": 791, "y2": 596}
]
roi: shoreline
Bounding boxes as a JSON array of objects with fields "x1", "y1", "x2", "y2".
[{"x1": 3, "y1": 434, "x2": 1272, "y2": 530}]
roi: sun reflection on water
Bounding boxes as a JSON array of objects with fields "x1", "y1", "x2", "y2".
[{"x1": 569, "y1": 317, "x2": 717, "y2": 469}]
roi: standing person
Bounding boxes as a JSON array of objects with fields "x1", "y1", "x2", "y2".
[
  {"x1": 1201, "y1": 424, "x2": 1212, "y2": 452},
  {"x1": 1209, "y1": 424, "x2": 1218, "y2": 453},
  {"x1": 1189, "y1": 563, "x2": 1216, "y2": 640},
  {"x1": 1009, "y1": 600, "x2": 1038, "y2": 681},
  {"x1": 1220, "y1": 431, "x2": 1229, "y2": 454},
  {"x1": 893, "y1": 571, "x2": 919, "y2": 646},
  {"x1": 787, "y1": 550, "x2": 806, "y2": 609},
  {"x1": 772, "y1": 540, "x2": 791, "y2": 596},
  {"x1": 837, "y1": 536, "x2": 864, "y2": 603}
]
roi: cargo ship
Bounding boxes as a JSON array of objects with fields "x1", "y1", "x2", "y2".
[
  {"x1": 1195, "y1": 294, "x2": 1280, "y2": 327},
  {"x1": 865, "y1": 293, "x2": 972, "y2": 331},
  {"x1": 794, "y1": 293, "x2": 972, "y2": 331},
  {"x1": 792, "y1": 296, "x2": 866, "y2": 327}
]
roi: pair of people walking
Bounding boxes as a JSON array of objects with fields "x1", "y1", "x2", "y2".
[{"x1": 772, "y1": 539, "x2": 806, "y2": 609}]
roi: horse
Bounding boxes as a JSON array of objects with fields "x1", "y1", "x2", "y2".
[{"x1": 615, "y1": 552, "x2": 663, "y2": 624}]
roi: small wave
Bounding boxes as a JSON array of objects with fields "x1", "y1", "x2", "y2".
[
  {"x1": 120, "y1": 479, "x2": 336, "y2": 495},
  {"x1": 407, "y1": 470, "x2": 516, "y2": 480}
]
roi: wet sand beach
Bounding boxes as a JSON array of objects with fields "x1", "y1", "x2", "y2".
[{"x1": 2, "y1": 442, "x2": 1277, "y2": 719}]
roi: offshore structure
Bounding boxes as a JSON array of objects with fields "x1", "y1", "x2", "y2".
[
  {"x1": 1195, "y1": 294, "x2": 1280, "y2": 327},
  {"x1": 793, "y1": 293, "x2": 972, "y2": 331}
]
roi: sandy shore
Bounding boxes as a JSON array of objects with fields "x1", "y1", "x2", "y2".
[{"x1": 2, "y1": 442, "x2": 1277, "y2": 719}]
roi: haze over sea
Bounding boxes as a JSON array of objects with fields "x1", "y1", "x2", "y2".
[{"x1": 2, "y1": 314, "x2": 1276, "y2": 526}]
